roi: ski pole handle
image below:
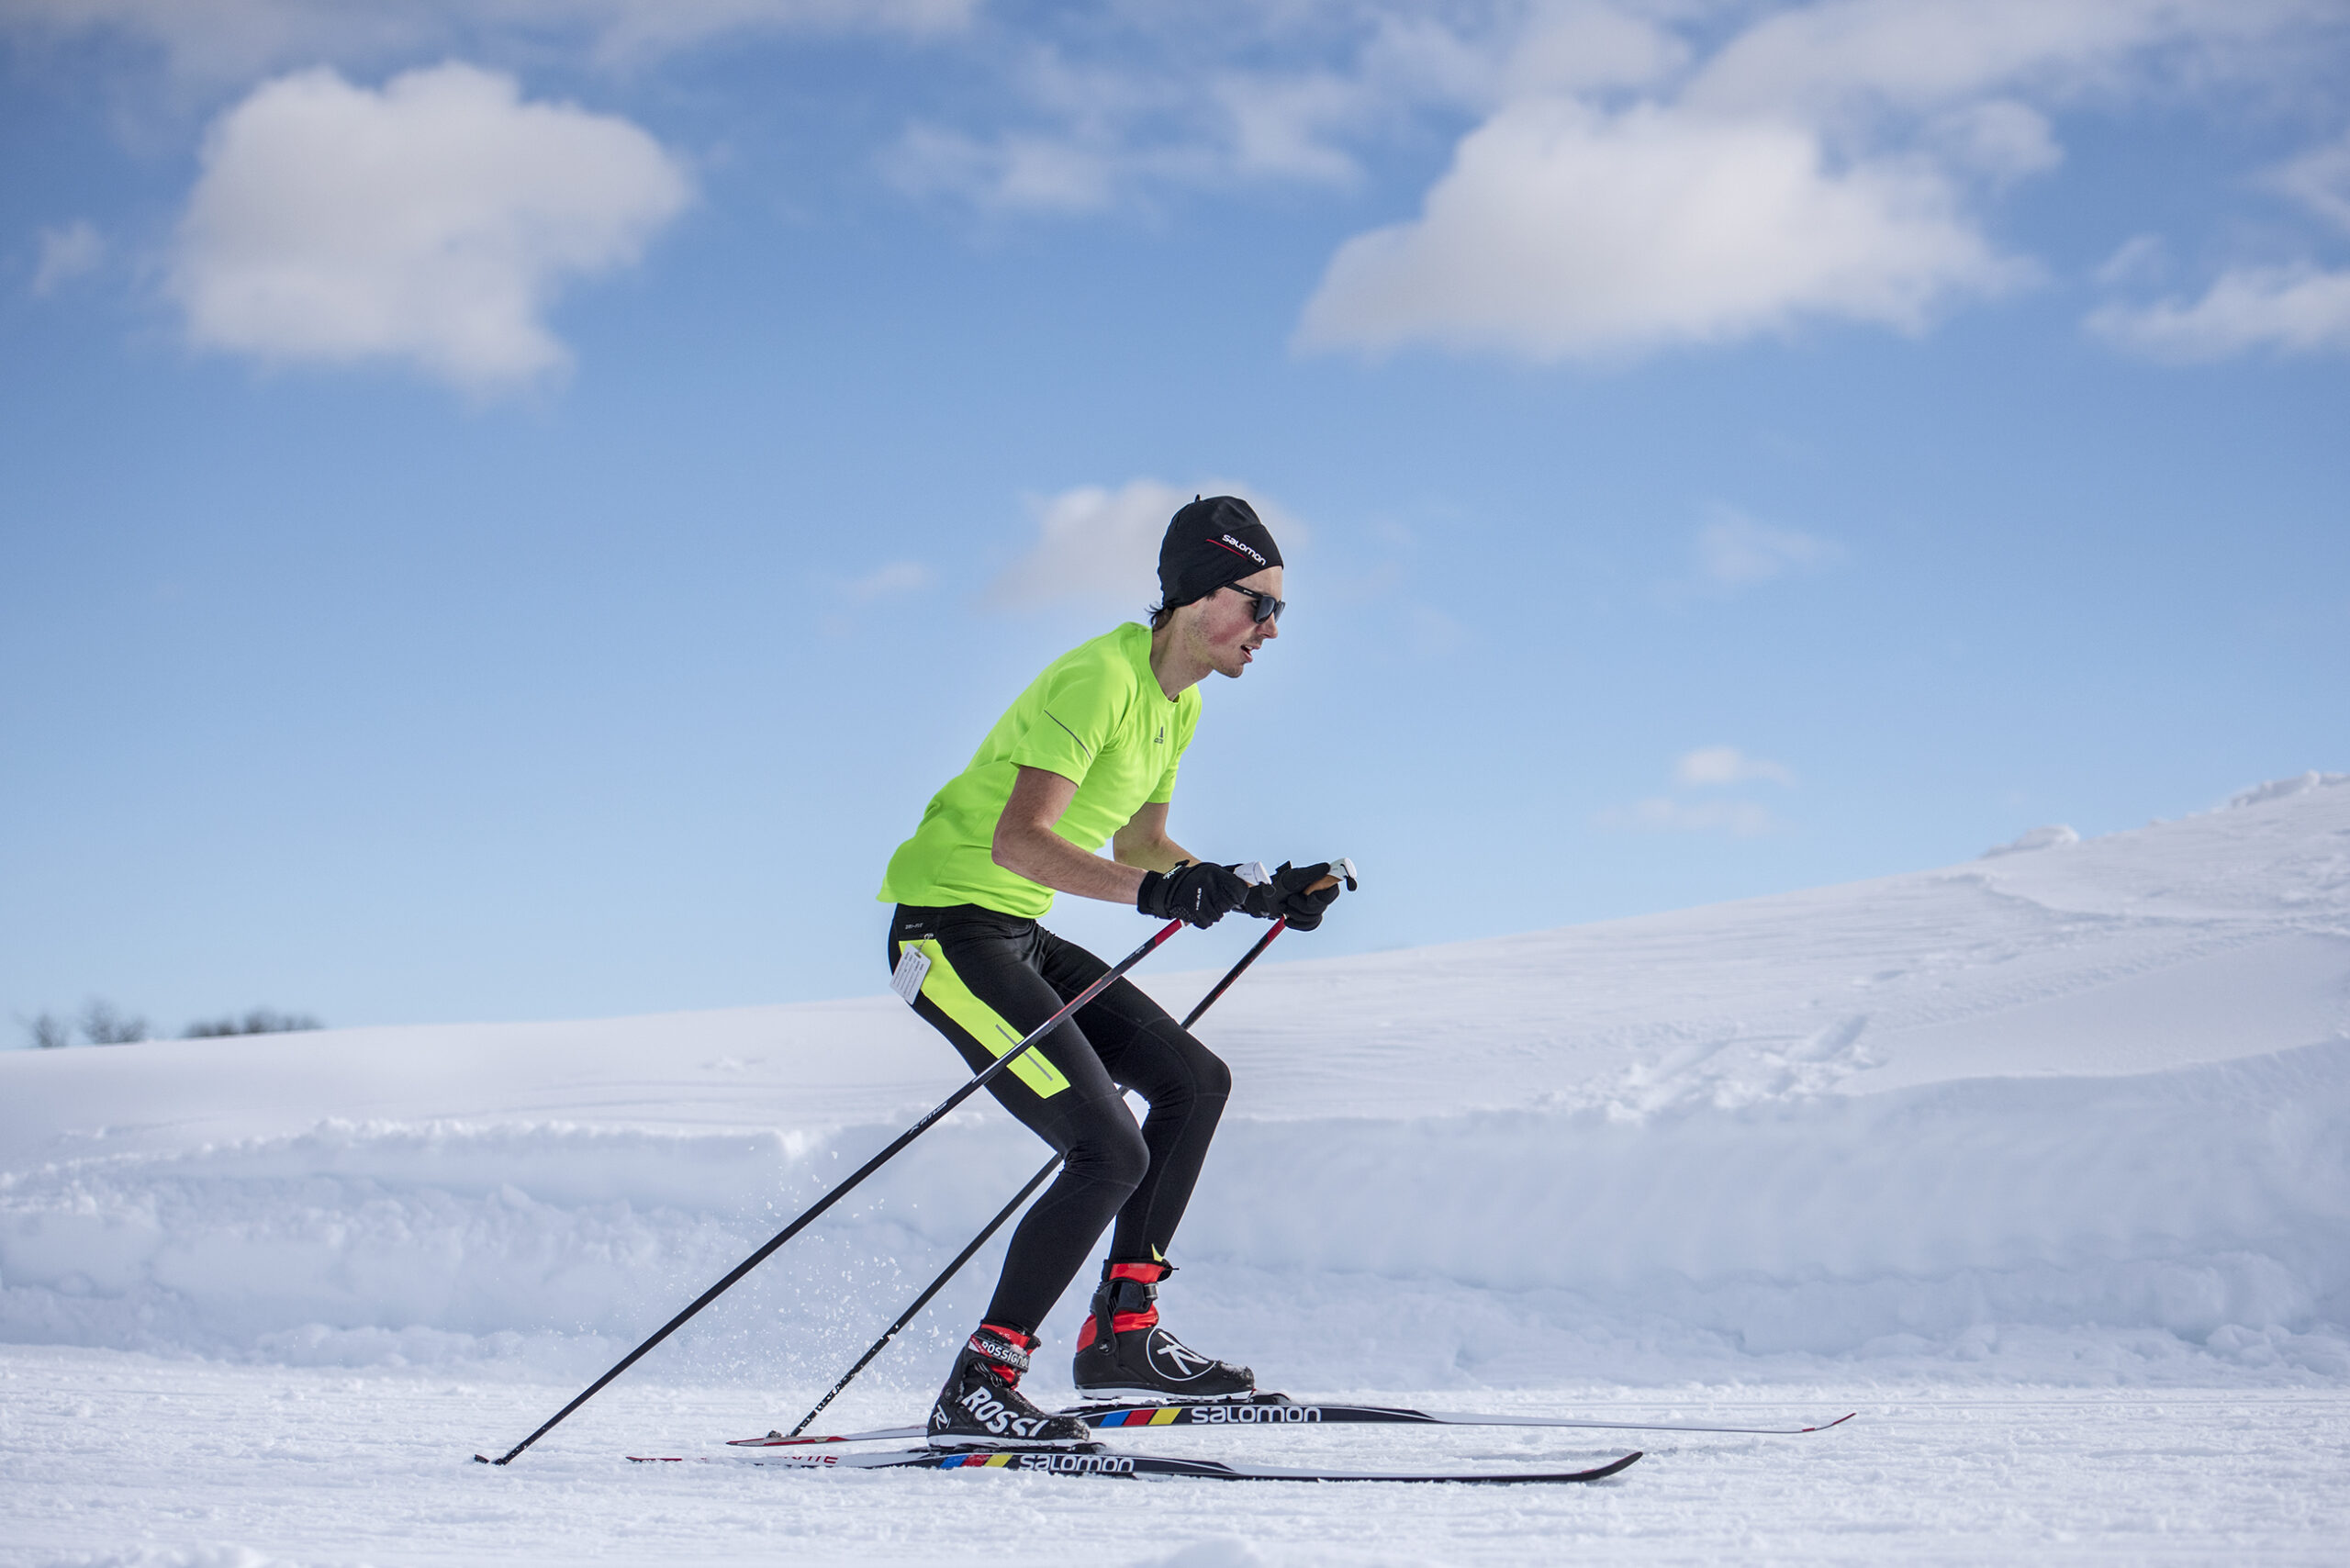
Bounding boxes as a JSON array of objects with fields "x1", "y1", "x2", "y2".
[{"x1": 1245, "y1": 857, "x2": 1356, "y2": 897}]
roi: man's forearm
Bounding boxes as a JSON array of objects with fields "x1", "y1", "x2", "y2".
[
  {"x1": 1111, "y1": 830, "x2": 1198, "y2": 875},
  {"x1": 995, "y1": 821, "x2": 1152, "y2": 905}
]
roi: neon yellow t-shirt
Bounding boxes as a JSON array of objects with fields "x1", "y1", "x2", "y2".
[{"x1": 878, "y1": 622, "x2": 1200, "y2": 917}]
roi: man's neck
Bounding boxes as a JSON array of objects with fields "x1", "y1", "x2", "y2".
[{"x1": 1147, "y1": 622, "x2": 1206, "y2": 701}]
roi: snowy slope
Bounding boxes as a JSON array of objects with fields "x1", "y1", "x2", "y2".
[{"x1": 3, "y1": 773, "x2": 2345, "y2": 1393}]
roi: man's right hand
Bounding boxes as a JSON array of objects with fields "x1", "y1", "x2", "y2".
[{"x1": 1136, "y1": 861, "x2": 1252, "y2": 928}]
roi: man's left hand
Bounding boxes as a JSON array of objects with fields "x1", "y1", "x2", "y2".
[{"x1": 1242, "y1": 859, "x2": 1349, "y2": 931}]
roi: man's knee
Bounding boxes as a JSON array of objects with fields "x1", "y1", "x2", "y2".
[
  {"x1": 1065, "y1": 1104, "x2": 1150, "y2": 1193},
  {"x1": 1137, "y1": 1019, "x2": 1232, "y2": 1105},
  {"x1": 1191, "y1": 1042, "x2": 1232, "y2": 1103},
  {"x1": 1161, "y1": 1023, "x2": 1232, "y2": 1103}
]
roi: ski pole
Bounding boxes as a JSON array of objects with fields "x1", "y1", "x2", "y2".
[
  {"x1": 1176, "y1": 916, "x2": 1287, "y2": 1031},
  {"x1": 477, "y1": 917, "x2": 1186, "y2": 1466},
  {"x1": 1165, "y1": 859, "x2": 1347, "y2": 1035},
  {"x1": 780, "y1": 916, "x2": 1298, "y2": 1438},
  {"x1": 1164, "y1": 858, "x2": 1346, "y2": 1037},
  {"x1": 784, "y1": 1149, "x2": 1062, "y2": 1438}
]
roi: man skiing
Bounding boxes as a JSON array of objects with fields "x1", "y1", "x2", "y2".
[{"x1": 878, "y1": 495, "x2": 1344, "y2": 1450}]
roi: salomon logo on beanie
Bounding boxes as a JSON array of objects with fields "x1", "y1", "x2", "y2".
[{"x1": 1158, "y1": 496, "x2": 1282, "y2": 610}]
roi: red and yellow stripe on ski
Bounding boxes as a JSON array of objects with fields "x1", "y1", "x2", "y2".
[{"x1": 1093, "y1": 1406, "x2": 1186, "y2": 1428}]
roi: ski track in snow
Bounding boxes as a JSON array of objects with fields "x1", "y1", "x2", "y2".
[
  {"x1": 3, "y1": 1349, "x2": 2346, "y2": 1567},
  {"x1": 4, "y1": 772, "x2": 2349, "y2": 1561}
]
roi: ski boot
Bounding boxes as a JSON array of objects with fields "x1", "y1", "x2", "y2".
[
  {"x1": 927, "y1": 1324, "x2": 1095, "y2": 1450},
  {"x1": 1070, "y1": 1260, "x2": 1253, "y2": 1401}
]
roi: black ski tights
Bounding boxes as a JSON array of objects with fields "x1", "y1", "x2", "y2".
[{"x1": 887, "y1": 903, "x2": 1231, "y2": 1334}]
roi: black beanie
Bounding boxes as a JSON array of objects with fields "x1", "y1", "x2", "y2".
[{"x1": 1157, "y1": 496, "x2": 1282, "y2": 610}]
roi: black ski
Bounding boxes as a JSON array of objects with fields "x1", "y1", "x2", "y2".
[
  {"x1": 634, "y1": 1446, "x2": 1643, "y2": 1484},
  {"x1": 733, "y1": 1394, "x2": 1854, "y2": 1447}
]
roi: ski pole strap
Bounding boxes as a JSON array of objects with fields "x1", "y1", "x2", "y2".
[{"x1": 479, "y1": 917, "x2": 1183, "y2": 1466}]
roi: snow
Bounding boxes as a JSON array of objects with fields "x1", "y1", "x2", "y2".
[
  {"x1": 4, "y1": 773, "x2": 2347, "y2": 1563},
  {"x1": 1981, "y1": 823, "x2": 2079, "y2": 856},
  {"x1": 6, "y1": 1355, "x2": 2347, "y2": 1567}
]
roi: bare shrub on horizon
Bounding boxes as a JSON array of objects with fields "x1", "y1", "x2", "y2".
[
  {"x1": 184, "y1": 1008, "x2": 325, "y2": 1038},
  {"x1": 81, "y1": 1000, "x2": 149, "y2": 1045}
]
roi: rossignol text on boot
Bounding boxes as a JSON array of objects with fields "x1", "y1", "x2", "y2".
[{"x1": 927, "y1": 1325, "x2": 1094, "y2": 1450}]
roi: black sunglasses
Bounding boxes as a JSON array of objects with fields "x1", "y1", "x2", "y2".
[{"x1": 1222, "y1": 583, "x2": 1285, "y2": 624}]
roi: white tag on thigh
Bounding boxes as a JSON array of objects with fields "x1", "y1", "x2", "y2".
[{"x1": 890, "y1": 945, "x2": 932, "y2": 1007}]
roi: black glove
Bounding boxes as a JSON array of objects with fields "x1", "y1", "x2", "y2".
[
  {"x1": 1136, "y1": 861, "x2": 1252, "y2": 928},
  {"x1": 1241, "y1": 860, "x2": 1346, "y2": 931}
]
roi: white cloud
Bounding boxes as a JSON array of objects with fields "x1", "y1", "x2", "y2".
[
  {"x1": 1500, "y1": 2, "x2": 1687, "y2": 97},
  {"x1": 890, "y1": 1, "x2": 2335, "y2": 231},
  {"x1": 1, "y1": 0, "x2": 973, "y2": 82},
  {"x1": 1214, "y1": 71, "x2": 1369, "y2": 185},
  {"x1": 989, "y1": 479, "x2": 1190, "y2": 610},
  {"x1": 1293, "y1": 0, "x2": 2340, "y2": 363},
  {"x1": 170, "y1": 63, "x2": 691, "y2": 394},
  {"x1": 1295, "y1": 97, "x2": 2027, "y2": 361},
  {"x1": 1930, "y1": 100, "x2": 2062, "y2": 185},
  {"x1": 1675, "y1": 746, "x2": 1796, "y2": 789},
  {"x1": 1602, "y1": 797, "x2": 1785, "y2": 836},
  {"x1": 987, "y1": 479, "x2": 1303, "y2": 611},
  {"x1": 576, "y1": 0, "x2": 972, "y2": 61},
  {"x1": 24, "y1": 0, "x2": 2344, "y2": 368},
  {"x1": 886, "y1": 125, "x2": 1128, "y2": 215},
  {"x1": 885, "y1": 68, "x2": 1376, "y2": 217},
  {"x1": 1600, "y1": 742, "x2": 1800, "y2": 834},
  {"x1": 2087, "y1": 265, "x2": 2350, "y2": 360},
  {"x1": 2085, "y1": 128, "x2": 2350, "y2": 362},
  {"x1": 32, "y1": 220, "x2": 105, "y2": 295},
  {"x1": 1695, "y1": 512, "x2": 1845, "y2": 588},
  {"x1": 2096, "y1": 233, "x2": 2168, "y2": 286},
  {"x1": 2272, "y1": 129, "x2": 2350, "y2": 235},
  {"x1": 880, "y1": 6, "x2": 1505, "y2": 218},
  {"x1": 845, "y1": 560, "x2": 934, "y2": 602},
  {"x1": 1680, "y1": 0, "x2": 2262, "y2": 118}
]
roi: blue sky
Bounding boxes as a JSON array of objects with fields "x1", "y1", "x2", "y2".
[{"x1": 4, "y1": 1, "x2": 2345, "y2": 1042}]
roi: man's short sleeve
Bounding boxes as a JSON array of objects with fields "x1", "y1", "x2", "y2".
[{"x1": 1007, "y1": 655, "x2": 1125, "y2": 785}]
